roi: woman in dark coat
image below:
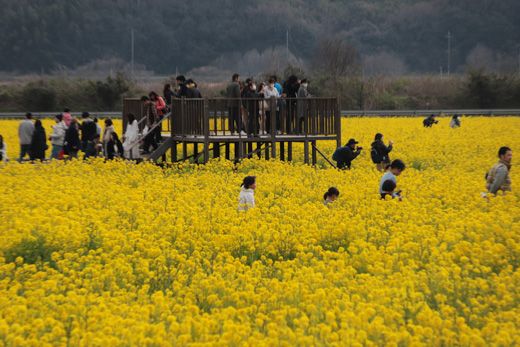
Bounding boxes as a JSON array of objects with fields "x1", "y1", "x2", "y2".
[
  {"x1": 64, "y1": 118, "x2": 81, "y2": 159},
  {"x1": 30, "y1": 120, "x2": 47, "y2": 160},
  {"x1": 371, "y1": 133, "x2": 393, "y2": 172}
]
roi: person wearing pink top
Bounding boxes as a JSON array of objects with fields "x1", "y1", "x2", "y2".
[
  {"x1": 149, "y1": 91, "x2": 167, "y2": 143},
  {"x1": 62, "y1": 108, "x2": 72, "y2": 127}
]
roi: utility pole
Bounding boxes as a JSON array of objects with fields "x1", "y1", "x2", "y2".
[
  {"x1": 286, "y1": 28, "x2": 289, "y2": 67},
  {"x1": 518, "y1": 46, "x2": 520, "y2": 76},
  {"x1": 447, "y1": 31, "x2": 452, "y2": 76},
  {"x1": 131, "y1": 28, "x2": 135, "y2": 79}
]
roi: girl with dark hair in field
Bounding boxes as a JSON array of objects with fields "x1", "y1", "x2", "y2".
[
  {"x1": 238, "y1": 176, "x2": 256, "y2": 211},
  {"x1": 323, "y1": 187, "x2": 340, "y2": 205}
]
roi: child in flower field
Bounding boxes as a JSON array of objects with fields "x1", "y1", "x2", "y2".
[
  {"x1": 380, "y1": 179, "x2": 402, "y2": 201},
  {"x1": 238, "y1": 176, "x2": 256, "y2": 211},
  {"x1": 379, "y1": 159, "x2": 405, "y2": 195},
  {"x1": 323, "y1": 187, "x2": 340, "y2": 205}
]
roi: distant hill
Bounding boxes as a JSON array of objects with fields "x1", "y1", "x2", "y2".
[{"x1": 1, "y1": 0, "x2": 519, "y2": 75}]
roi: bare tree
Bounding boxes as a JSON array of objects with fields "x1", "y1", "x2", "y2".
[{"x1": 312, "y1": 38, "x2": 361, "y2": 80}]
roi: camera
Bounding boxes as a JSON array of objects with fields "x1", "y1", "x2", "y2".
[{"x1": 356, "y1": 146, "x2": 363, "y2": 151}]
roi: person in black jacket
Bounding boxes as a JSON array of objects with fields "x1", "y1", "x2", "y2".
[
  {"x1": 283, "y1": 75, "x2": 300, "y2": 133},
  {"x1": 64, "y1": 118, "x2": 81, "y2": 159},
  {"x1": 106, "y1": 132, "x2": 124, "y2": 160},
  {"x1": 332, "y1": 138, "x2": 363, "y2": 169},
  {"x1": 175, "y1": 75, "x2": 188, "y2": 97},
  {"x1": 371, "y1": 133, "x2": 393, "y2": 172},
  {"x1": 186, "y1": 79, "x2": 203, "y2": 98},
  {"x1": 80, "y1": 112, "x2": 98, "y2": 159},
  {"x1": 241, "y1": 80, "x2": 260, "y2": 136},
  {"x1": 30, "y1": 120, "x2": 47, "y2": 161}
]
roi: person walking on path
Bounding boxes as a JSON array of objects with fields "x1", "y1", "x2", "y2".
[
  {"x1": 62, "y1": 108, "x2": 72, "y2": 127},
  {"x1": 123, "y1": 113, "x2": 140, "y2": 160},
  {"x1": 486, "y1": 146, "x2": 512, "y2": 195},
  {"x1": 18, "y1": 112, "x2": 34, "y2": 162},
  {"x1": 80, "y1": 112, "x2": 98, "y2": 159},
  {"x1": 30, "y1": 120, "x2": 47, "y2": 161},
  {"x1": 238, "y1": 176, "x2": 256, "y2": 211},
  {"x1": 102, "y1": 119, "x2": 115, "y2": 157},
  {"x1": 64, "y1": 118, "x2": 81, "y2": 160},
  {"x1": 379, "y1": 159, "x2": 406, "y2": 195},
  {"x1": 49, "y1": 114, "x2": 67, "y2": 159},
  {"x1": 371, "y1": 133, "x2": 393, "y2": 172},
  {"x1": 332, "y1": 138, "x2": 363, "y2": 170}
]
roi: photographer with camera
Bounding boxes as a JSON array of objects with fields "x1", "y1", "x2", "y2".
[
  {"x1": 423, "y1": 114, "x2": 439, "y2": 128},
  {"x1": 332, "y1": 138, "x2": 363, "y2": 169},
  {"x1": 371, "y1": 133, "x2": 393, "y2": 172}
]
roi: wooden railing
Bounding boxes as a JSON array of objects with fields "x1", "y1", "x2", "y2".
[{"x1": 170, "y1": 97, "x2": 340, "y2": 138}]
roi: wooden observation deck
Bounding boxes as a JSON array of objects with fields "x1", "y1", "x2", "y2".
[{"x1": 122, "y1": 97, "x2": 341, "y2": 165}]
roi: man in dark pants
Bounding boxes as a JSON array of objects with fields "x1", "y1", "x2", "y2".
[
  {"x1": 80, "y1": 112, "x2": 98, "y2": 159},
  {"x1": 226, "y1": 73, "x2": 244, "y2": 134},
  {"x1": 332, "y1": 138, "x2": 363, "y2": 169}
]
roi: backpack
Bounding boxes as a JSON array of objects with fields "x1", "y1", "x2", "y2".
[
  {"x1": 371, "y1": 147, "x2": 381, "y2": 164},
  {"x1": 332, "y1": 148, "x2": 340, "y2": 161}
]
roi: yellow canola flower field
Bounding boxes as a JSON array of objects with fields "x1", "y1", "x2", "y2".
[{"x1": 0, "y1": 117, "x2": 519, "y2": 346}]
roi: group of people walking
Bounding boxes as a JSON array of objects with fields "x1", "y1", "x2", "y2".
[{"x1": 13, "y1": 111, "x2": 124, "y2": 162}]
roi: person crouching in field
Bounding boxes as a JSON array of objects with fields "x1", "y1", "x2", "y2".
[
  {"x1": 379, "y1": 159, "x2": 406, "y2": 196},
  {"x1": 323, "y1": 187, "x2": 340, "y2": 205},
  {"x1": 381, "y1": 180, "x2": 402, "y2": 201},
  {"x1": 371, "y1": 133, "x2": 393, "y2": 172},
  {"x1": 238, "y1": 176, "x2": 256, "y2": 211},
  {"x1": 485, "y1": 146, "x2": 512, "y2": 195},
  {"x1": 423, "y1": 114, "x2": 438, "y2": 127}
]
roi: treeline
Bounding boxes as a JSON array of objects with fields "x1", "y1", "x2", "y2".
[
  {"x1": 0, "y1": 0, "x2": 519, "y2": 74},
  {"x1": 0, "y1": 74, "x2": 138, "y2": 112}
]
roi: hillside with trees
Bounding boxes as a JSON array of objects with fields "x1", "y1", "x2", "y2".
[{"x1": 1, "y1": 0, "x2": 519, "y2": 75}]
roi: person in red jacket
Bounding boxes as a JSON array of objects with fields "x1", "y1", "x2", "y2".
[{"x1": 149, "y1": 91, "x2": 166, "y2": 144}]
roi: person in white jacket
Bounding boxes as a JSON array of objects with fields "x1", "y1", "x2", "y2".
[
  {"x1": 123, "y1": 113, "x2": 140, "y2": 160},
  {"x1": 49, "y1": 114, "x2": 67, "y2": 159},
  {"x1": 238, "y1": 176, "x2": 256, "y2": 211},
  {"x1": 0, "y1": 134, "x2": 7, "y2": 162}
]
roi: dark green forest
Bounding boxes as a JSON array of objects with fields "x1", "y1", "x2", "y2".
[{"x1": 1, "y1": 0, "x2": 519, "y2": 75}]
